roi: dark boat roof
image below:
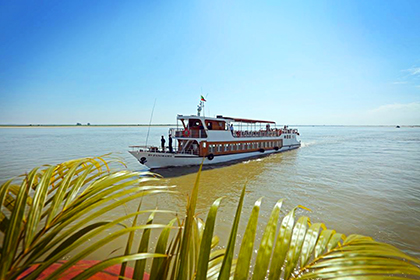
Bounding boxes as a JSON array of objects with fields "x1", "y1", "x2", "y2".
[
  {"x1": 177, "y1": 114, "x2": 276, "y2": 124},
  {"x1": 219, "y1": 116, "x2": 275, "y2": 124}
]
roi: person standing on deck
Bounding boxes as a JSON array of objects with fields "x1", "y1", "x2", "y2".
[
  {"x1": 168, "y1": 134, "x2": 173, "y2": 153},
  {"x1": 161, "y1": 136, "x2": 166, "y2": 152}
]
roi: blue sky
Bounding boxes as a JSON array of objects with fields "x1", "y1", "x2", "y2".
[{"x1": 1, "y1": 0, "x2": 419, "y2": 125}]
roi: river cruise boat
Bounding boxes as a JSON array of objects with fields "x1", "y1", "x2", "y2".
[{"x1": 129, "y1": 110, "x2": 301, "y2": 169}]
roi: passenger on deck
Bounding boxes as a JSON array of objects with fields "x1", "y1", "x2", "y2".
[
  {"x1": 230, "y1": 124, "x2": 234, "y2": 133},
  {"x1": 168, "y1": 134, "x2": 173, "y2": 153},
  {"x1": 161, "y1": 136, "x2": 166, "y2": 152}
]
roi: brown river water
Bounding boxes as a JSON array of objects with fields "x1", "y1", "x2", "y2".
[{"x1": 1, "y1": 126, "x2": 419, "y2": 260}]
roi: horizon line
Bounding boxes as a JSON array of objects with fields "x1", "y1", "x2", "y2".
[{"x1": 1, "y1": 124, "x2": 419, "y2": 127}]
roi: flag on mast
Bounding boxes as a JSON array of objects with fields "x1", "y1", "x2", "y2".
[{"x1": 200, "y1": 95, "x2": 206, "y2": 102}]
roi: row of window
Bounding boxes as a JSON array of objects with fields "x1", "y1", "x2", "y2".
[
  {"x1": 208, "y1": 141, "x2": 282, "y2": 153},
  {"x1": 284, "y1": 134, "x2": 295, "y2": 139}
]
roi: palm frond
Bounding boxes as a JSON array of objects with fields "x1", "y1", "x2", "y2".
[
  {"x1": 0, "y1": 156, "x2": 174, "y2": 280},
  {"x1": 1, "y1": 156, "x2": 419, "y2": 280}
]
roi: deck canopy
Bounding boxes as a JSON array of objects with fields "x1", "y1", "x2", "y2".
[
  {"x1": 219, "y1": 116, "x2": 276, "y2": 124},
  {"x1": 177, "y1": 114, "x2": 275, "y2": 124}
]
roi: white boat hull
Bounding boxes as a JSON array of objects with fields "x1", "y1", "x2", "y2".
[{"x1": 129, "y1": 144, "x2": 300, "y2": 169}]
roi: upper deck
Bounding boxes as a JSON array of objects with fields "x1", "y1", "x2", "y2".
[{"x1": 170, "y1": 114, "x2": 299, "y2": 141}]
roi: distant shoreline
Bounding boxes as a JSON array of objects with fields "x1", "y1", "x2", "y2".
[
  {"x1": 0, "y1": 124, "x2": 177, "y2": 128},
  {"x1": 0, "y1": 124, "x2": 419, "y2": 128}
]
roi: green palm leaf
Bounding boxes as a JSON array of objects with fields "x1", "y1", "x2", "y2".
[
  {"x1": 252, "y1": 199, "x2": 283, "y2": 280},
  {"x1": 2, "y1": 156, "x2": 419, "y2": 280},
  {"x1": 233, "y1": 197, "x2": 262, "y2": 280}
]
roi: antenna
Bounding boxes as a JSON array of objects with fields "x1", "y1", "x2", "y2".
[
  {"x1": 145, "y1": 98, "x2": 157, "y2": 147},
  {"x1": 205, "y1": 93, "x2": 209, "y2": 116},
  {"x1": 200, "y1": 87, "x2": 205, "y2": 117}
]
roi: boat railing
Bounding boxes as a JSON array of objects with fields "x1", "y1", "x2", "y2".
[
  {"x1": 232, "y1": 129, "x2": 280, "y2": 138},
  {"x1": 167, "y1": 127, "x2": 299, "y2": 139},
  {"x1": 129, "y1": 145, "x2": 197, "y2": 155},
  {"x1": 232, "y1": 128, "x2": 299, "y2": 138}
]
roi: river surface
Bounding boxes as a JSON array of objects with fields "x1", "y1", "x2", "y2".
[{"x1": 1, "y1": 126, "x2": 419, "y2": 259}]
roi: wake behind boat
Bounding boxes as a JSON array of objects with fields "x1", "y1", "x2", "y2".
[{"x1": 129, "y1": 100, "x2": 301, "y2": 169}]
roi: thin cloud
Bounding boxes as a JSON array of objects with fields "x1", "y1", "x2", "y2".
[
  {"x1": 395, "y1": 66, "x2": 420, "y2": 86},
  {"x1": 364, "y1": 103, "x2": 420, "y2": 125},
  {"x1": 332, "y1": 103, "x2": 420, "y2": 125},
  {"x1": 369, "y1": 102, "x2": 420, "y2": 113},
  {"x1": 405, "y1": 67, "x2": 420, "y2": 76}
]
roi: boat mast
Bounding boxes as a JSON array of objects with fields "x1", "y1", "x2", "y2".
[
  {"x1": 197, "y1": 99, "x2": 205, "y2": 116},
  {"x1": 145, "y1": 98, "x2": 157, "y2": 147}
]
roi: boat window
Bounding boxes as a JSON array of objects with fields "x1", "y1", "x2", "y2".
[
  {"x1": 225, "y1": 144, "x2": 229, "y2": 152},
  {"x1": 203, "y1": 120, "x2": 228, "y2": 130},
  {"x1": 189, "y1": 119, "x2": 204, "y2": 129},
  {"x1": 203, "y1": 142, "x2": 207, "y2": 148},
  {"x1": 206, "y1": 122, "x2": 213, "y2": 130}
]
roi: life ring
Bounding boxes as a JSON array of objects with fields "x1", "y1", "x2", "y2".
[
  {"x1": 183, "y1": 129, "x2": 190, "y2": 137},
  {"x1": 207, "y1": 153, "x2": 214, "y2": 160}
]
